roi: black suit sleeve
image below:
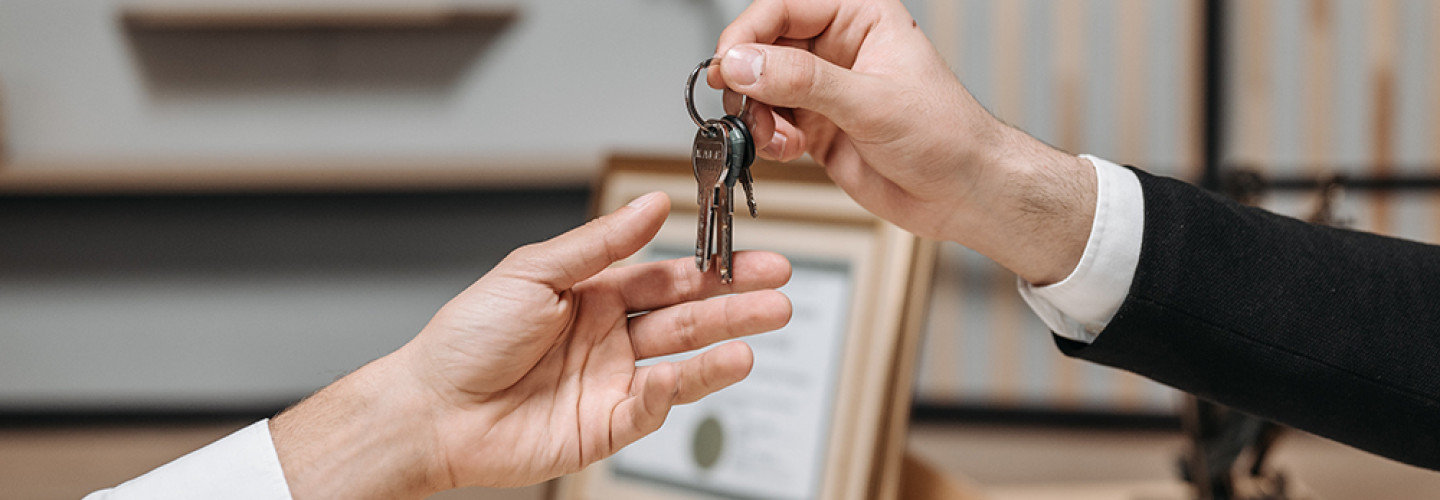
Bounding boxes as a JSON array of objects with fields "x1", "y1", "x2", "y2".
[{"x1": 1056, "y1": 167, "x2": 1440, "y2": 470}]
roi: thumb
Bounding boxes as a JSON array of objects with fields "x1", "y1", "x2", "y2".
[
  {"x1": 501, "y1": 191, "x2": 670, "y2": 290},
  {"x1": 719, "y1": 43, "x2": 879, "y2": 130}
]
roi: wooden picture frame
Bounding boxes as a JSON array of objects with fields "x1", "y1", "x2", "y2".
[
  {"x1": 0, "y1": 75, "x2": 6, "y2": 165},
  {"x1": 551, "y1": 154, "x2": 936, "y2": 500}
]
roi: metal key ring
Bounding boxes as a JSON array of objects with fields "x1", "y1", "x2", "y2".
[{"x1": 686, "y1": 57, "x2": 750, "y2": 128}]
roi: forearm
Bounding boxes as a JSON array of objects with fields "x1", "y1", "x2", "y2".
[
  {"x1": 270, "y1": 349, "x2": 450, "y2": 500},
  {"x1": 1063, "y1": 169, "x2": 1440, "y2": 470},
  {"x1": 949, "y1": 123, "x2": 1097, "y2": 286}
]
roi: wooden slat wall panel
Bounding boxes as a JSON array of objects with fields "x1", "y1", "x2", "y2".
[
  {"x1": 910, "y1": 0, "x2": 1200, "y2": 413},
  {"x1": 914, "y1": 0, "x2": 1440, "y2": 414},
  {"x1": 919, "y1": 0, "x2": 1202, "y2": 178},
  {"x1": 1231, "y1": 0, "x2": 1440, "y2": 315},
  {"x1": 1226, "y1": 0, "x2": 1440, "y2": 174}
]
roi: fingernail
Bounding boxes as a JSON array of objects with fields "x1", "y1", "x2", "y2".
[
  {"x1": 627, "y1": 191, "x2": 661, "y2": 209},
  {"x1": 763, "y1": 131, "x2": 787, "y2": 157},
  {"x1": 724, "y1": 46, "x2": 763, "y2": 86}
]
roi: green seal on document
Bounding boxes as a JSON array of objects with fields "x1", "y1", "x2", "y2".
[{"x1": 691, "y1": 415, "x2": 724, "y2": 470}]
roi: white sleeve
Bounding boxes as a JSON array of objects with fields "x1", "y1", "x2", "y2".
[
  {"x1": 1017, "y1": 155, "x2": 1144, "y2": 343},
  {"x1": 84, "y1": 419, "x2": 293, "y2": 500}
]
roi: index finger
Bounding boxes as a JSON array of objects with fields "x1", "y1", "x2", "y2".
[
  {"x1": 498, "y1": 192, "x2": 670, "y2": 291},
  {"x1": 706, "y1": 0, "x2": 841, "y2": 89},
  {"x1": 591, "y1": 250, "x2": 792, "y2": 312}
]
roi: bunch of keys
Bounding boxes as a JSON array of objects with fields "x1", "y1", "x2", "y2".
[{"x1": 685, "y1": 57, "x2": 758, "y2": 284}]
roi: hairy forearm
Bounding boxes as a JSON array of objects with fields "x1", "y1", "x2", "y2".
[
  {"x1": 951, "y1": 124, "x2": 1097, "y2": 286},
  {"x1": 270, "y1": 349, "x2": 449, "y2": 500}
]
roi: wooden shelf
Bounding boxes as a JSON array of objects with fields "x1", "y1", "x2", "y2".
[
  {"x1": 0, "y1": 156, "x2": 595, "y2": 195},
  {"x1": 121, "y1": 1, "x2": 519, "y2": 30},
  {"x1": 0, "y1": 153, "x2": 824, "y2": 196}
]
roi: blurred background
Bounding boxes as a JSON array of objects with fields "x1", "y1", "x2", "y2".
[{"x1": 2, "y1": 0, "x2": 1440, "y2": 498}]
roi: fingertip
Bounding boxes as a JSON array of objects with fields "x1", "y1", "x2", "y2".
[
  {"x1": 745, "y1": 103, "x2": 777, "y2": 150},
  {"x1": 767, "y1": 130, "x2": 807, "y2": 161},
  {"x1": 625, "y1": 190, "x2": 670, "y2": 212},
  {"x1": 720, "y1": 44, "x2": 764, "y2": 89},
  {"x1": 768, "y1": 290, "x2": 794, "y2": 329},
  {"x1": 620, "y1": 190, "x2": 671, "y2": 238},
  {"x1": 738, "y1": 289, "x2": 794, "y2": 333},
  {"x1": 617, "y1": 189, "x2": 669, "y2": 236},
  {"x1": 772, "y1": 252, "x2": 794, "y2": 286},
  {"x1": 674, "y1": 342, "x2": 754, "y2": 405},
  {"x1": 736, "y1": 250, "x2": 792, "y2": 287},
  {"x1": 705, "y1": 62, "x2": 725, "y2": 90},
  {"x1": 513, "y1": 190, "x2": 669, "y2": 289},
  {"x1": 715, "y1": 341, "x2": 755, "y2": 380}
]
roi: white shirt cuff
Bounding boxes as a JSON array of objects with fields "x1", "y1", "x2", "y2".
[
  {"x1": 84, "y1": 419, "x2": 293, "y2": 500},
  {"x1": 1018, "y1": 155, "x2": 1144, "y2": 343}
]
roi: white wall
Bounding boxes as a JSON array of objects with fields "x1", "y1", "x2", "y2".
[
  {"x1": 0, "y1": 0, "x2": 753, "y2": 411},
  {"x1": 0, "y1": 0, "x2": 750, "y2": 178}
]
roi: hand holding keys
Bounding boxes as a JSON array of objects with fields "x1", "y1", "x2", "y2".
[{"x1": 686, "y1": 58, "x2": 758, "y2": 284}]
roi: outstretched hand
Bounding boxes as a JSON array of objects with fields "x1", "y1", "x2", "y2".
[
  {"x1": 709, "y1": 0, "x2": 1094, "y2": 285},
  {"x1": 270, "y1": 191, "x2": 793, "y2": 499}
]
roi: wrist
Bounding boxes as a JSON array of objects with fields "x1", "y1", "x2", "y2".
[
  {"x1": 951, "y1": 124, "x2": 1096, "y2": 286},
  {"x1": 271, "y1": 352, "x2": 450, "y2": 500}
]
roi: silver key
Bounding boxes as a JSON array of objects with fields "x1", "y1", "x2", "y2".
[
  {"x1": 692, "y1": 122, "x2": 729, "y2": 272},
  {"x1": 716, "y1": 164, "x2": 736, "y2": 283},
  {"x1": 709, "y1": 119, "x2": 741, "y2": 284},
  {"x1": 686, "y1": 57, "x2": 752, "y2": 282},
  {"x1": 738, "y1": 166, "x2": 756, "y2": 218}
]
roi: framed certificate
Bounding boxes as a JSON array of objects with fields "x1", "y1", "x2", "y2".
[{"x1": 552, "y1": 154, "x2": 936, "y2": 500}]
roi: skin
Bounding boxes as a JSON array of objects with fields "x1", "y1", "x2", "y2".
[
  {"x1": 707, "y1": 0, "x2": 1097, "y2": 286},
  {"x1": 258, "y1": 1, "x2": 1098, "y2": 496},
  {"x1": 269, "y1": 192, "x2": 794, "y2": 499}
]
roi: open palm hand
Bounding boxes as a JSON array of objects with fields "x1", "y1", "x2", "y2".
[{"x1": 402, "y1": 191, "x2": 793, "y2": 488}]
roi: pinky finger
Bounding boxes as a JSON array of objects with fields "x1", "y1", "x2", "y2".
[
  {"x1": 610, "y1": 361, "x2": 680, "y2": 450},
  {"x1": 673, "y1": 341, "x2": 754, "y2": 405},
  {"x1": 761, "y1": 108, "x2": 808, "y2": 162},
  {"x1": 609, "y1": 342, "x2": 754, "y2": 452},
  {"x1": 723, "y1": 90, "x2": 778, "y2": 156}
]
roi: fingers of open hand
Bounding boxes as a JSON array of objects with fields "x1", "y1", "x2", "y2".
[
  {"x1": 672, "y1": 341, "x2": 753, "y2": 404},
  {"x1": 628, "y1": 289, "x2": 791, "y2": 359},
  {"x1": 609, "y1": 361, "x2": 679, "y2": 449},
  {"x1": 501, "y1": 192, "x2": 670, "y2": 291},
  {"x1": 610, "y1": 342, "x2": 752, "y2": 449},
  {"x1": 601, "y1": 250, "x2": 791, "y2": 312}
]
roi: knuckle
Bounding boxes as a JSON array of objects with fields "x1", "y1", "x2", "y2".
[
  {"x1": 677, "y1": 257, "x2": 710, "y2": 296},
  {"x1": 676, "y1": 306, "x2": 704, "y2": 347},
  {"x1": 502, "y1": 243, "x2": 543, "y2": 268},
  {"x1": 773, "y1": 51, "x2": 818, "y2": 100},
  {"x1": 722, "y1": 296, "x2": 744, "y2": 337}
]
